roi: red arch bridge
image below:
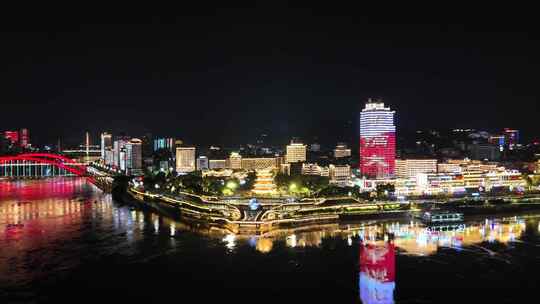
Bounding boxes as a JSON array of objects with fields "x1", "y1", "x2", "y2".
[{"x1": 0, "y1": 153, "x2": 88, "y2": 177}]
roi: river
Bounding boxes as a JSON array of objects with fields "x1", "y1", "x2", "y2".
[{"x1": 1, "y1": 178, "x2": 539, "y2": 303}]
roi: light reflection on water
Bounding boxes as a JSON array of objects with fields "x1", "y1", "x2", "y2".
[{"x1": 1, "y1": 178, "x2": 539, "y2": 303}]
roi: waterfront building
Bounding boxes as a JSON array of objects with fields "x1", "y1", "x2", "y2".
[
  {"x1": 329, "y1": 164, "x2": 351, "y2": 186},
  {"x1": 100, "y1": 132, "x2": 112, "y2": 159},
  {"x1": 395, "y1": 159, "x2": 437, "y2": 178},
  {"x1": 209, "y1": 159, "x2": 227, "y2": 170},
  {"x1": 360, "y1": 98, "x2": 396, "y2": 179},
  {"x1": 125, "y1": 138, "x2": 143, "y2": 175},
  {"x1": 176, "y1": 147, "x2": 196, "y2": 173},
  {"x1": 334, "y1": 143, "x2": 351, "y2": 158},
  {"x1": 286, "y1": 141, "x2": 307, "y2": 163},
  {"x1": 252, "y1": 169, "x2": 277, "y2": 195},
  {"x1": 197, "y1": 156, "x2": 209, "y2": 171}
]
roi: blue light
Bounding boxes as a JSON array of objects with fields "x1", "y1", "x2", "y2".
[{"x1": 249, "y1": 198, "x2": 260, "y2": 211}]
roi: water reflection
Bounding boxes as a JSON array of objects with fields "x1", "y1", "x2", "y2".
[
  {"x1": 359, "y1": 241, "x2": 395, "y2": 304},
  {"x1": 1, "y1": 178, "x2": 540, "y2": 302},
  {"x1": 244, "y1": 217, "x2": 528, "y2": 256}
]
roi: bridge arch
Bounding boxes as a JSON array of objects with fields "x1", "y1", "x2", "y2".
[{"x1": 0, "y1": 153, "x2": 87, "y2": 177}]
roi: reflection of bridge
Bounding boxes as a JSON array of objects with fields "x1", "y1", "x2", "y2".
[{"x1": 0, "y1": 153, "x2": 87, "y2": 177}]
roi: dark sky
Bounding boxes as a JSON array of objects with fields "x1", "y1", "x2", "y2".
[{"x1": 1, "y1": 4, "x2": 539, "y2": 147}]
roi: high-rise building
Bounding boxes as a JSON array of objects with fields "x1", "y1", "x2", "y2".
[
  {"x1": 125, "y1": 138, "x2": 143, "y2": 175},
  {"x1": 100, "y1": 132, "x2": 112, "y2": 159},
  {"x1": 286, "y1": 141, "x2": 307, "y2": 163},
  {"x1": 19, "y1": 128, "x2": 29, "y2": 148},
  {"x1": 334, "y1": 143, "x2": 351, "y2": 158},
  {"x1": 395, "y1": 159, "x2": 437, "y2": 178},
  {"x1": 176, "y1": 147, "x2": 196, "y2": 173},
  {"x1": 113, "y1": 137, "x2": 130, "y2": 169},
  {"x1": 360, "y1": 99, "x2": 396, "y2": 178},
  {"x1": 154, "y1": 137, "x2": 175, "y2": 152},
  {"x1": 197, "y1": 156, "x2": 209, "y2": 171},
  {"x1": 469, "y1": 144, "x2": 501, "y2": 161},
  {"x1": 309, "y1": 143, "x2": 321, "y2": 152},
  {"x1": 504, "y1": 128, "x2": 519, "y2": 150},
  {"x1": 4, "y1": 131, "x2": 19, "y2": 145}
]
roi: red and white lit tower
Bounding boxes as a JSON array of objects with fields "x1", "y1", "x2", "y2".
[{"x1": 360, "y1": 99, "x2": 396, "y2": 178}]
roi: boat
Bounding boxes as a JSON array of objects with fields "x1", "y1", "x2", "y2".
[{"x1": 421, "y1": 211, "x2": 464, "y2": 224}]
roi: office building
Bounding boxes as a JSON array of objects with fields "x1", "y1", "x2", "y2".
[
  {"x1": 125, "y1": 138, "x2": 143, "y2": 175},
  {"x1": 154, "y1": 137, "x2": 175, "y2": 152},
  {"x1": 329, "y1": 164, "x2": 351, "y2": 186},
  {"x1": 209, "y1": 159, "x2": 227, "y2": 169},
  {"x1": 360, "y1": 98, "x2": 396, "y2": 178},
  {"x1": 100, "y1": 132, "x2": 112, "y2": 159},
  {"x1": 395, "y1": 159, "x2": 437, "y2": 178},
  {"x1": 197, "y1": 156, "x2": 209, "y2": 171},
  {"x1": 176, "y1": 147, "x2": 196, "y2": 173},
  {"x1": 309, "y1": 143, "x2": 321, "y2": 152},
  {"x1": 302, "y1": 163, "x2": 330, "y2": 177},
  {"x1": 286, "y1": 141, "x2": 307, "y2": 163},
  {"x1": 334, "y1": 143, "x2": 351, "y2": 158},
  {"x1": 469, "y1": 144, "x2": 501, "y2": 161}
]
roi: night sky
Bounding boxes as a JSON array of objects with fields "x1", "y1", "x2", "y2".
[{"x1": 1, "y1": 5, "x2": 539, "y2": 147}]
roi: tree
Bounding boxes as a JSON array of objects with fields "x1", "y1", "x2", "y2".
[
  {"x1": 376, "y1": 183, "x2": 395, "y2": 199},
  {"x1": 240, "y1": 171, "x2": 257, "y2": 191}
]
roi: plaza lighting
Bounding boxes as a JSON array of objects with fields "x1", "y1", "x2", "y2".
[
  {"x1": 289, "y1": 183, "x2": 297, "y2": 191},
  {"x1": 226, "y1": 181, "x2": 237, "y2": 190}
]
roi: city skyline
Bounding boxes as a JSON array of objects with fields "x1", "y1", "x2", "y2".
[{"x1": 2, "y1": 7, "x2": 540, "y2": 147}]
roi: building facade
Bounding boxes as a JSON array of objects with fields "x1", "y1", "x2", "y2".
[
  {"x1": 334, "y1": 144, "x2": 351, "y2": 158},
  {"x1": 329, "y1": 164, "x2": 351, "y2": 186},
  {"x1": 100, "y1": 132, "x2": 112, "y2": 159},
  {"x1": 175, "y1": 147, "x2": 196, "y2": 173},
  {"x1": 286, "y1": 142, "x2": 307, "y2": 163},
  {"x1": 125, "y1": 138, "x2": 143, "y2": 175},
  {"x1": 360, "y1": 99, "x2": 396, "y2": 179},
  {"x1": 395, "y1": 159, "x2": 437, "y2": 178},
  {"x1": 197, "y1": 156, "x2": 209, "y2": 171}
]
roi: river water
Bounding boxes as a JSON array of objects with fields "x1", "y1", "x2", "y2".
[{"x1": 1, "y1": 178, "x2": 539, "y2": 303}]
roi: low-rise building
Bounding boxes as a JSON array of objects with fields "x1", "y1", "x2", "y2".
[
  {"x1": 395, "y1": 159, "x2": 437, "y2": 178},
  {"x1": 329, "y1": 164, "x2": 351, "y2": 186}
]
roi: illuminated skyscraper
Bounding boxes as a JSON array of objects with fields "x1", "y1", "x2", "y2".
[
  {"x1": 176, "y1": 147, "x2": 196, "y2": 173},
  {"x1": 125, "y1": 138, "x2": 143, "y2": 175},
  {"x1": 360, "y1": 99, "x2": 396, "y2": 178},
  {"x1": 19, "y1": 128, "x2": 29, "y2": 148},
  {"x1": 100, "y1": 132, "x2": 112, "y2": 159}
]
